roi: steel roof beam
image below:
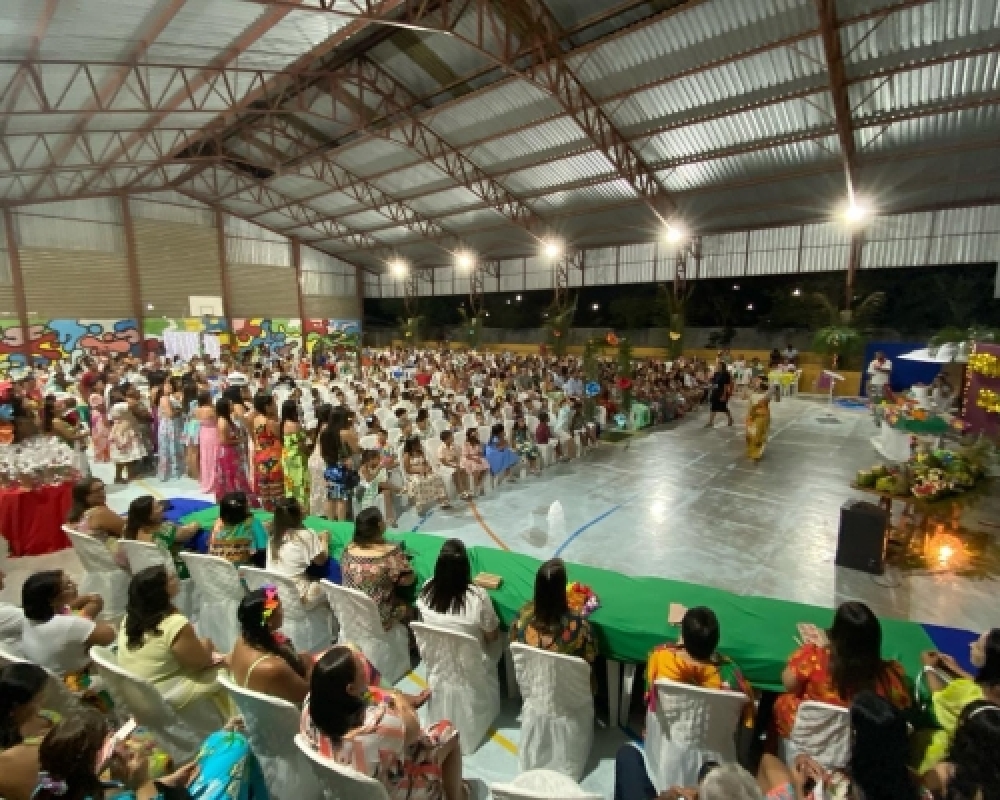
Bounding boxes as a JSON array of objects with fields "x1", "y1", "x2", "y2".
[
  {"x1": 815, "y1": 0, "x2": 859, "y2": 202},
  {"x1": 0, "y1": 0, "x2": 60, "y2": 137}
]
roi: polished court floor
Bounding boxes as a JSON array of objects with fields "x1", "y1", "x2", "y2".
[{"x1": 2, "y1": 393, "x2": 996, "y2": 796}]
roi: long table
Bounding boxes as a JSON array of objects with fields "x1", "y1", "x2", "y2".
[{"x1": 184, "y1": 506, "x2": 934, "y2": 701}]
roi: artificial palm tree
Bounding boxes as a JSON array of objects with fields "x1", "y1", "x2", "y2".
[
  {"x1": 811, "y1": 291, "x2": 885, "y2": 367},
  {"x1": 542, "y1": 294, "x2": 577, "y2": 357}
]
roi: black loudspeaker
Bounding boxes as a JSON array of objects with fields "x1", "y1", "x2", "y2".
[{"x1": 835, "y1": 501, "x2": 888, "y2": 575}]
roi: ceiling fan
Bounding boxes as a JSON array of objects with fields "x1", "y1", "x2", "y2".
[{"x1": 252, "y1": 0, "x2": 456, "y2": 34}]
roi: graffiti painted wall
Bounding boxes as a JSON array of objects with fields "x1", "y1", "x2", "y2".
[
  {"x1": 0, "y1": 318, "x2": 142, "y2": 372},
  {"x1": 0, "y1": 317, "x2": 361, "y2": 373}
]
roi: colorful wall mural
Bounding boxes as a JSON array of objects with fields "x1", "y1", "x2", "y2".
[
  {"x1": 0, "y1": 317, "x2": 361, "y2": 374},
  {"x1": 0, "y1": 318, "x2": 142, "y2": 372}
]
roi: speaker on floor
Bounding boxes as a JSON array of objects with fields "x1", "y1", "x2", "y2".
[{"x1": 835, "y1": 500, "x2": 888, "y2": 575}]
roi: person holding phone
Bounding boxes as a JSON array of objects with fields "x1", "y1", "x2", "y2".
[{"x1": 266, "y1": 498, "x2": 336, "y2": 609}]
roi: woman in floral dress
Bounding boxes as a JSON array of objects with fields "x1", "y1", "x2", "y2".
[
  {"x1": 307, "y1": 404, "x2": 332, "y2": 517},
  {"x1": 511, "y1": 415, "x2": 540, "y2": 475},
  {"x1": 459, "y1": 427, "x2": 489, "y2": 496},
  {"x1": 401, "y1": 435, "x2": 449, "y2": 514},
  {"x1": 341, "y1": 507, "x2": 415, "y2": 630},
  {"x1": 109, "y1": 402, "x2": 147, "y2": 484},
  {"x1": 301, "y1": 645, "x2": 465, "y2": 800},
  {"x1": 214, "y1": 397, "x2": 256, "y2": 505},
  {"x1": 88, "y1": 393, "x2": 110, "y2": 463},
  {"x1": 280, "y1": 399, "x2": 310, "y2": 508},
  {"x1": 250, "y1": 394, "x2": 283, "y2": 511},
  {"x1": 157, "y1": 377, "x2": 185, "y2": 481}
]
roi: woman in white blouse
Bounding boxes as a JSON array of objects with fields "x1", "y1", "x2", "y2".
[{"x1": 417, "y1": 538, "x2": 502, "y2": 662}]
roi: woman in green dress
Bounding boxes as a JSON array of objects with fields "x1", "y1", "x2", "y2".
[
  {"x1": 280, "y1": 399, "x2": 310, "y2": 508},
  {"x1": 124, "y1": 496, "x2": 200, "y2": 579}
]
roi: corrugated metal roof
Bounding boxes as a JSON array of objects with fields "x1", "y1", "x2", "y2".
[
  {"x1": 405, "y1": 186, "x2": 483, "y2": 215},
  {"x1": 462, "y1": 117, "x2": 589, "y2": 171},
  {"x1": 335, "y1": 209, "x2": 394, "y2": 231},
  {"x1": 572, "y1": 0, "x2": 818, "y2": 99},
  {"x1": 611, "y1": 38, "x2": 829, "y2": 135},
  {"x1": 854, "y1": 106, "x2": 1000, "y2": 153},
  {"x1": 502, "y1": 151, "x2": 618, "y2": 194},
  {"x1": 530, "y1": 179, "x2": 638, "y2": 212},
  {"x1": 306, "y1": 192, "x2": 365, "y2": 216},
  {"x1": 334, "y1": 138, "x2": 421, "y2": 178},
  {"x1": 372, "y1": 162, "x2": 454, "y2": 197},
  {"x1": 657, "y1": 134, "x2": 841, "y2": 191},
  {"x1": 433, "y1": 208, "x2": 508, "y2": 231},
  {"x1": 424, "y1": 80, "x2": 562, "y2": 146},
  {"x1": 641, "y1": 93, "x2": 836, "y2": 164},
  {"x1": 369, "y1": 28, "x2": 492, "y2": 100},
  {"x1": 849, "y1": 52, "x2": 1000, "y2": 120},
  {"x1": 267, "y1": 174, "x2": 334, "y2": 200}
]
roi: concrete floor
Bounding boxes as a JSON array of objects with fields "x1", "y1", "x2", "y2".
[{"x1": 2, "y1": 393, "x2": 997, "y2": 796}]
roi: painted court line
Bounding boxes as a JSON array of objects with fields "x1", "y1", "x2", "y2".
[
  {"x1": 406, "y1": 671, "x2": 517, "y2": 755},
  {"x1": 553, "y1": 493, "x2": 639, "y2": 557},
  {"x1": 468, "y1": 500, "x2": 511, "y2": 551},
  {"x1": 135, "y1": 480, "x2": 165, "y2": 500},
  {"x1": 411, "y1": 510, "x2": 434, "y2": 532}
]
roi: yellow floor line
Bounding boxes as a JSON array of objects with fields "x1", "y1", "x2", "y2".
[{"x1": 406, "y1": 671, "x2": 518, "y2": 755}]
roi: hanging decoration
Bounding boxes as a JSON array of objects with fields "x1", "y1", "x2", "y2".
[
  {"x1": 969, "y1": 353, "x2": 1000, "y2": 378},
  {"x1": 976, "y1": 389, "x2": 1000, "y2": 414},
  {"x1": 585, "y1": 381, "x2": 600, "y2": 397},
  {"x1": 606, "y1": 331, "x2": 619, "y2": 347}
]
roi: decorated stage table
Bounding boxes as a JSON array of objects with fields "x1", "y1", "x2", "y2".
[
  {"x1": 183, "y1": 506, "x2": 936, "y2": 704},
  {"x1": 0, "y1": 480, "x2": 74, "y2": 556}
]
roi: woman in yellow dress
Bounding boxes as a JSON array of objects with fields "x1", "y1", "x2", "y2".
[{"x1": 746, "y1": 375, "x2": 771, "y2": 462}]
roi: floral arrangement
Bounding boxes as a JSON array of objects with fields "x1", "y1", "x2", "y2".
[
  {"x1": 969, "y1": 352, "x2": 1000, "y2": 378},
  {"x1": 566, "y1": 581, "x2": 600, "y2": 617},
  {"x1": 856, "y1": 446, "x2": 984, "y2": 500}
]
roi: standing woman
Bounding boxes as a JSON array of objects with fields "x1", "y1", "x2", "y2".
[
  {"x1": 280, "y1": 399, "x2": 310, "y2": 507},
  {"x1": 181, "y1": 383, "x2": 201, "y2": 481},
  {"x1": 320, "y1": 408, "x2": 356, "y2": 521},
  {"x1": 307, "y1": 404, "x2": 332, "y2": 517},
  {"x1": 88, "y1": 393, "x2": 110, "y2": 464},
  {"x1": 250, "y1": 394, "x2": 283, "y2": 512},
  {"x1": 745, "y1": 375, "x2": 771, "y2": 464},
  {"x1": 705, "y1": 358, "x2": 734, "y2": 429},
  {"x1": 223, "y1": 386, "x2": 253, "y2": 487},
  {"x1": 196, "y1": 391, "x2": 218, "y2": 494},
  {"x1": 213, "y1": 397, "x2": 255, "y2": 504},
  {"x1": 157, "y1": 377, "x2": 185, "y2": 481}
]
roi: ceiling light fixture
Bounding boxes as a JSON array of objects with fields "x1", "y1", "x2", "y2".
[
  {"x1": 843, "y1": 198, "x2": 872, "y2": 225},
  {"x1": 665, "y1": 224, "x2": 687, "y2": 244},
  {"x1": 543, "y1": 240, "x2": 563, "y2": 260},
  {"x1": 792, "y1": 288, "x2": 802, "y2": 296},
  {"x1": 456, "y1": 252, "x2": 474, "y2": 270},
  {"x1": 390, "y1": 259, "x2": 408, "y2": 278}
]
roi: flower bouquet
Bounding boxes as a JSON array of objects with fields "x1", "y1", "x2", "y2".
[{"x1": 566, "y1": 581, "x2": 600, "y2": 617}]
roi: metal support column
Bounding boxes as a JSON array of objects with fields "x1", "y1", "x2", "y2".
[{"x1": 2, "y1": 209, "x2": 30, "y2": 368}]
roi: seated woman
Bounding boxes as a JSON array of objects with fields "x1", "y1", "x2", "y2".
[
  {"x1": 914, "y1": 628, "x2": 1000, "y2": 772},
  {"x1": 484, "y1": 423, "x2": 519, "y2": 484},
  {"x1": 341, "y1": 507, "x2": 415, "y2": 631},
  {"x1": 402, "y1": 436, "x2": 450, "y2": 513},
  {"x1": 229, "y1": 586, "x2": 312, "y2": 706},
  {"x1": 459, "y1": 428, "x2": 489, "y2": 496},
  {"x1": 66, "y1": 477, "x2": 127, "y2": 566},
  {"x1": 209, "y1": 491, "x2": 268, "y2": 567},
  {"x1": 123, "y1": 496, "x2": 200, "y2": 579},
  {"x1": 773, "y1": 601, "x2": 911, "y2": 739},
  {"x1": 0, "y1": 664, "x2": 55, "y2": 752},
  {"x1": 417, "y1": 539, "x2": 502, "y2": 662},
  {"x1": 0, "y1": 710, "x2": 263, "y2": 800},
  {"x1": 20, "y1": 571, "x2": 116, "y2": 681},
  {"x1": 646, "y1": 606, "x2": 754, "y2": 726},
  {"x1": 511, "y1": 416, "x2": 540, "y2": 475},
  {"x1": 922, "y1": 700, "x2": 1000, "y2": 800},
  {"x1": 509, "y1": 558, "x2": 596, "y2": 666},
  {"x1": 266, "y1": 497, "x2": 335, "y2": 609},
  {"x1": 300, "y1": 645, "x2": 466, "y2": 800},
  {"x1": 436, "y1": 430, "x2": 469, "y2": 501},
  {"x1": 116, "y1": 566, "x2": 232, "y2": 725},
  {"x1": 760, "y1": 691, "x2": 930, "y2": 800}
]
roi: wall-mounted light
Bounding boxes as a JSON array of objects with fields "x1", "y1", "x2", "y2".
[
  {"x1": 390, "y1": 259, "x2": 408, "y2": 278},
  {"x1": 456, "y1": 252, "x2": 474, "y2": 270},
  {"x1": 543, "y1": 240, "x2": 563, "y2": 260}
]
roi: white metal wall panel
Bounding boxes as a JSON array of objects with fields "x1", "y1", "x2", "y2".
[
  {"x1": 433, "y1": 267, "x2": 455, "y2": 296},
  {"x1": 655, "y1": 246, "x2": 676, "y2": 282},
  {"x1": 226, "y1": 238, "x2": 291, "y2": 267},
  {"x1": 524, "y1": 256, "x2": 553, "y2": 290},
  {"x1": 130, "y1": 197, "x2": 214, "y2": 227},
  {"x1": 748, "y1": 226, "x2": 799, "y2": 275},
  {"x1": 618, "y1": 243, "x2": 654, "y2": 283},
  {"x1": 499, "y1": 259, "x2": 523, "y2": 292},
  {"x1": 135, "y1": 218, "x2": 223, "y2": 318},
  {"x1": 301, "y1": 271, "x2": 355, "y2": 297},
  {"x1": 301, "y1": 246, "x2": 355, "y2": 275},
  {"x1": 800, "y1": 222, "x2": 849, "y2": 273},
  {"x1": 14, "y1": 213, "x2": 123, "y2": 252}
]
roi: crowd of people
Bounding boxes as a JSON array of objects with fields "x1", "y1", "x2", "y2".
[{"x1": 2, "y1": 506, "x2": 998, "y2": 800}]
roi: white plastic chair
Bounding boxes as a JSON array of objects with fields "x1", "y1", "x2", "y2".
[
  {"x1": 63, "y1": 526, "x2": 128, "y2": 620},
  {"x1": 320, "y1": 581, "x2": 410, "y2": 686},
  {"x1": 89, "y1": 646, "x2": 220, "y2": 761},
  {"x1": 0, "y1": 645, "x2": 85, "y2": 718},
  {"x1": 294, "y1": 733, "x2": 388, "y2": 800},
  {"x1": 411, "y1": 622, "x2": 500, "y2": 754},
  {"x1": 118, "y1": 540, "x2": 198, "y2": 620},
  {"x1": 491, "y1": 770, "x2": 603, "y2": 800},
  {"x1": 644, "y1": 678, "x2": 748, "y2": 790},
  {"x1": 218, "y1": 673, "x2": 323, "y2": 800},
  {"x1": 179, "y1": 552, "x2": 245, "y2": 653},
  {"x1": 239, "y1": 567, "x2": 335, "y2": 654},
  {"x1": 510, "y1": 643, "x2": 594, "y2": 781},
  {"x1": 781, "y1": 700, "x2": 851, "y2": 769},
  {"x1": 525, "y1": 416, "x2": 555, "y2": 467},
  {"x1": 360, "y1": 433, "x2": 379, "y2": 449}
]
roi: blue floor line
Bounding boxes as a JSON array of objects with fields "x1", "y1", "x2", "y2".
[
  {"x1": 553, "y1": 495, "x2": 638, "y2": 557},
  {"x1": 411, "y1": 511, "x2": 434, "y2": 532}
]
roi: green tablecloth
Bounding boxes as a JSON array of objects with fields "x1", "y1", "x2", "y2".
[
  {"x1": 185, "y1": 508, "x2": 933, "y2": 693},
  {"x1": 888, "y1": 415, "x2": 951, "y2": 435}
]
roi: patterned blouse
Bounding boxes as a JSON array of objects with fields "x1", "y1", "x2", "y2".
[
  {"x1": 509, "y1": 602, "x2": 597, "y2": 664},
  {"x1": 341, "y1": 544, "x2": 413, "y2": 631},
  {"x1": 645, "y1": 643, "x2": 755, "y2": 726},
  {"x1": 773, "y1": 643, "x2": 911, "y2": 738},
  {"x1": 209, "y1": 518, "x2": 269, "y2": 566}
]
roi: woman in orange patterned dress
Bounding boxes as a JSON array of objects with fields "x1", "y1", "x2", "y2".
[
  {"x1": 645, "y1": 606, "x2": 755, "y2": 727},
  {"x1": 773, "y1": 601, "x2": 911, "y2": 738},
  {"x1": 250, "y1": 394, "x2": 283, "y2": 512}
]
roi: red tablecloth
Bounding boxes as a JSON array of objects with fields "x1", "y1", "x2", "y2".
[{"x1": 0, "y1": 481, "x2": 73, "y2": 556}]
